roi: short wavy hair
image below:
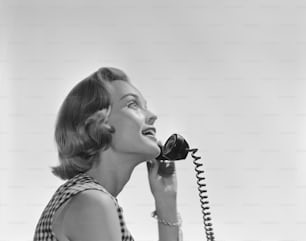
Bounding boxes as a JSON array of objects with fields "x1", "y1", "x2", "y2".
[{"x1": 51, "y1": 67, "x2": 129, "y2": 180}]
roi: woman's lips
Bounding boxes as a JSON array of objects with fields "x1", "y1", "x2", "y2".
[{"x1": 143, "y1": 133, "x2": 157, "y2": 142}]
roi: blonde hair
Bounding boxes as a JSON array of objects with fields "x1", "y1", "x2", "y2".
[{"x1": 51, "y1": 67, "x2": 129, "y2": 180}]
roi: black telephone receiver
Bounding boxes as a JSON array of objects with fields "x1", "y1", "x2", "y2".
[
  {"x1": 156, "y1": 134, "x2": 189, "y2": 177},
  {"x1": 155, "y1": 134, "x2": 215, "y2": 241}
]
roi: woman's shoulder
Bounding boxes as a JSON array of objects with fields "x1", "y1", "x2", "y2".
[
  {"x1": 60, "y1": 189, "x2": 122, "y2": 241},
  {"x1": 66, "y1": 189, "x2": 117, "y2": 211}
]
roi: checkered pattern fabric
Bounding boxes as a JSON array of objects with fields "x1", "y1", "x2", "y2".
[{"x1": 33, "y1": 172, "x2": 134, "y2": 241}]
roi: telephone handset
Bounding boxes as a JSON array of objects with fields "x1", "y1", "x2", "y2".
[
  {"x1": 156, "y1": 134, "x2": 215, "y2": 241},
  {"x1": 156, "y1": 133, "x2": 189, "y2": 176}
]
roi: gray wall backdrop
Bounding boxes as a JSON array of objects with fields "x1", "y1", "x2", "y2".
[{"x1": 0, "y1": 0, "x2": 305, "y2": 241}]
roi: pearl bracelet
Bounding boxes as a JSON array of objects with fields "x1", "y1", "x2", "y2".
[{"x1": 151, "y1": 210, "x2": 182, "y2": 227}]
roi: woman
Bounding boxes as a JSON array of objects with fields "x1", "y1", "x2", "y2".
[{"x1": 33, "y1": 67, "x2": 182, "y2": 241}]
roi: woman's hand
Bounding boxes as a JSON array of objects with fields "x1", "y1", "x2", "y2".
[
  {"x1": 146, "y1": 160, "x2": 178, "y2": 203},
  {"x1": 147, "y1": 159, "x2": 181, "y2": 241}
]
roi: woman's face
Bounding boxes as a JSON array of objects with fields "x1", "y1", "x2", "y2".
[{"x1": 106, "y1": 80, "x2": 160, "y2": 160}]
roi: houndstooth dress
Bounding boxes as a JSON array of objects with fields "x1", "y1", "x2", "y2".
[{"x1": 33, "y1": 172, "x2": 134, "y2": 241}]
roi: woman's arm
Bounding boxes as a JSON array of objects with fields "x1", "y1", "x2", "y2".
[
  {"x1": 62, "y1": 190, "x2": 122, "y2": 241},
  {"x1": 147, "y1": 161, "x2": 183, "y2": 241},
  {"x1": 155, "y1": 199, "x2": 181, "y2": 241}
]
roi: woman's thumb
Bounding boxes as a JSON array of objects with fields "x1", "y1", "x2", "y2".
[{"x1": 146, "y1": 159, "x2": 159, "y2": 176}]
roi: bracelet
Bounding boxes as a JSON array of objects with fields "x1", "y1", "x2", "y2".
[{"x1": 151, "y1": 210, "x2": 182, "y2": 227}]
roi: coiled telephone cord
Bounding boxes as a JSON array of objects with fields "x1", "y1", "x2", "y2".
[{"x1": 189, "y1": 148, "x2": 215, "y2": 241}]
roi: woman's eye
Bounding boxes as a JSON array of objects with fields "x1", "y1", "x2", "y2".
[{"x1": 127, "y1": 100, "x2": 138, "y2": 108}]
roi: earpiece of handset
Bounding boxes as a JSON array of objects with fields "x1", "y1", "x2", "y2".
[{"x1": 156, "y1": 134, "x2": 190, "y2": 177}]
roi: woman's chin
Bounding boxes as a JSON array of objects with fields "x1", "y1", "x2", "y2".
[{"x1": 141, "y1": 136, "x2": 161, "y2": 159}]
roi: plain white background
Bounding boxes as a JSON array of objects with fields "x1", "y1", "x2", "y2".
[{"x1": 0, "y1": 0, "x2": 305, "y2": 240}]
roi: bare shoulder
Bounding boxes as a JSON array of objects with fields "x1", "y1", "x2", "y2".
[
  {"x1": 67, "y1": 189, "x2": 116, "y2": 210},
  {"x1": 62, "y1": 189, "x2": 122, "y2": 241}
]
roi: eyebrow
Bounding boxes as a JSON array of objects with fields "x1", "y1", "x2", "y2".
[{"x1": 120, "y1": 93, "x2": 147, "y2": 107}]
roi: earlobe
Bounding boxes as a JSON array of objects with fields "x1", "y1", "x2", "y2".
[{"x1": 104, "y1": 124, "x2": 115, "y2": 133}]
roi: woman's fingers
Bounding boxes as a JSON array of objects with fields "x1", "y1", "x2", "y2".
[
  {"x1": 146, "y1": 159, "x2": 160, "y2": 177},
  {"x1": 157, "y1": 161, "x2": 176, "y2": 177},
  {"x1": 147, "y1": 160, "x2": 177, "y2": 178}
]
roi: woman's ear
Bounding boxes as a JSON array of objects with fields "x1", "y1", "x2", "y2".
[
  {"x1": 102, "y1": 106, "x2": 115, "y2": 133},
  {"x1": 84, "y1": 106, "x2": 116, "y2": 137},
  {"x1": 103, "y1": 123, "x2": 115, "y2": 133},
  {"x1": 85, "y1": 106, "x2": 111, "y2": 126}
]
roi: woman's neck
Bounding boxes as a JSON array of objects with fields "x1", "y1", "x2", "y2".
[{"x1": 85, "y1": 149, "x2": 141, "y2": 197}]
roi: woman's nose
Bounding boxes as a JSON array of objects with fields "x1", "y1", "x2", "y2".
[{"x1": 146, "y1": 110, "x2": 158, "y2": 125}]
